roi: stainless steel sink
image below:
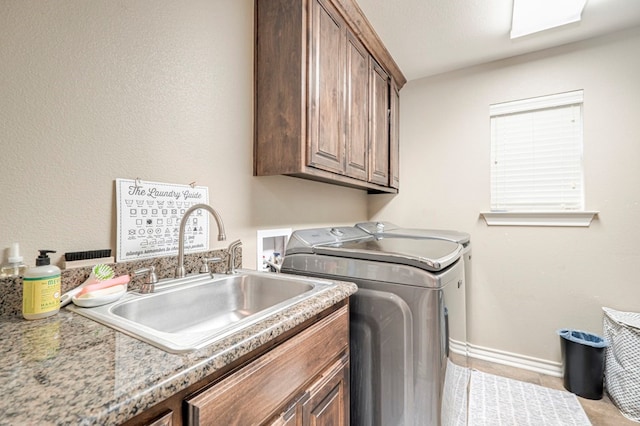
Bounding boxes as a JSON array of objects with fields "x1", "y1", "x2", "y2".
[{"x1": 68, "y1": 270, "x2": 337, "y2": 353}]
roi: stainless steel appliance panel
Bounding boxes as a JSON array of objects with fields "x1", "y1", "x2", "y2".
[
  {"x1": 314, "y1": 238, "x2": 462, "y2": 272},
  {"x1": 282, "y1": 253, "x2": 465, "y2": 425},
  {"x1": 351, "y1": 287, "x2": 414, "y2": 425}
]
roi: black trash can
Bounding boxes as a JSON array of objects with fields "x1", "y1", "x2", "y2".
[{"x1": 558, "y1": 329, "x2": 609, "y2": 400}]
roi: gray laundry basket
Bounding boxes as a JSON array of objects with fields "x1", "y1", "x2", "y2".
[{"x1": 602, "y1": 307, "x2": 640, "y2": 422}]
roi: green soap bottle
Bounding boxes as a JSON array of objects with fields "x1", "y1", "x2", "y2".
[{"x1": 22, "y1": 250, "x2": 61, "y2": 320}]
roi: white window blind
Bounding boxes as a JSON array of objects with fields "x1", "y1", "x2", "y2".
[{"x1": 490, "y1": 90, "x2": 584, "y2": 212}]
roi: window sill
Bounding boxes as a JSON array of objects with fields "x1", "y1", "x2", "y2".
[{"x1": 480, "y1": 211, "x2": 599, "y2": 227}]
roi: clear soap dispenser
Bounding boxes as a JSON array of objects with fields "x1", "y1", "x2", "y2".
[{"x1": 0, "y1": 243, "x2": 28, "y2": 278}]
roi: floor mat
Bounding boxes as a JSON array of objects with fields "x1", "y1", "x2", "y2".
[{"x1": 468, "y1": 369, "x2": 592, "y2": 426}]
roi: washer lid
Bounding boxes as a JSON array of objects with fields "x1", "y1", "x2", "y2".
[
  {"x1": 356, "y1": 221, "x2": 470, "y2": 245},
  {"x1": 285, "y1": 226, "x2": 370, "y2": 255},
  {"x1": 314, "y1": 237, "x2": 462, "y2": 272}
]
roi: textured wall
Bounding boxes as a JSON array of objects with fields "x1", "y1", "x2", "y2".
[
  {"x1": 370, "y1": 27, "x2": 640, "y2": 363},
  {"x1": 5, "y1": 0, "x2": 638, "y2": 365},
  {"x1": 0, "y1": 0, "x2": 368, "y2": 271}
]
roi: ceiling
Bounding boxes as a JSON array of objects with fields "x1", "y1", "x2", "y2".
[{"x1": 355, "y1": 0, "x2": 640, "y2": 82}]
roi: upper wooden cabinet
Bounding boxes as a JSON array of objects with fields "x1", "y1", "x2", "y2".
[
  {"x1": 307, "y1": 0, "x2": 347, "y2": 176},
  {"x1": 344, "y1": 31, "x2": 369, "y2": 181},
  {"x1": 369, "y1": 59, "x2": 390, "y2": 186},
  {"x1": 255, "y1": 0, "x2": 406, "y2": 194},
  {"x1": 390, "y1": 80, "x2": 400, "y2": 189}
]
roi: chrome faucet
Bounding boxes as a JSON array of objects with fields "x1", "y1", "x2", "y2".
[
  {"x1": 226, "y1": 239, "x2": 242, "y2": 274},
  {"x1": 176, "y1": 203, "x2": 226, "y2": 278}
]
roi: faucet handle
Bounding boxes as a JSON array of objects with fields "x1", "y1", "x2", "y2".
[
  {"x1": 200, "y1": 257, "x2": 223, "y2": 274},
  {"x1": 227, "y1": 240, "x2": 242, "y2": 274},
  {"x1": 133, "y1": 266, "x2": 158, "y2": 294}
]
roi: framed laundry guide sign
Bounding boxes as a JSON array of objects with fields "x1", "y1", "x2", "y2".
[{"x1": 115, "y1": 178, "x2": 210, "y2": 262}]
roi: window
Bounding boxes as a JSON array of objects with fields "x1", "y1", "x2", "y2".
[{"x1": 483, "y1": 90, "x2": 597, "y2": 226}]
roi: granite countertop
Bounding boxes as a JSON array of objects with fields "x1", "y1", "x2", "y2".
[{"x1": 0, "y1": 276, "x2": 357, "y2": 425}]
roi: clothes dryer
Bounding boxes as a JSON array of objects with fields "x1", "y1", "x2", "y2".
[
  {"x1": 281, "y1": 225, "x2": 469, "y2": 425},
  {"x1": 356, "y1": 221, "x2": 472, "y2": 358}
]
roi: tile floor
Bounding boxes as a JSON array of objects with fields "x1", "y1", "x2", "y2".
[{"x1": 468, "y1": 358, "x2": 637, "y2": 425}]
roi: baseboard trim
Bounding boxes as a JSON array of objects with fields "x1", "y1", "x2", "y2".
[{"x1": 451, "y1": 340, "x2": 563, "y2": 377}]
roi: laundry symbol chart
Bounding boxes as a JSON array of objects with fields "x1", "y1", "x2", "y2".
[{"x1": 115, "y1": 178, "x2": 210, "y2": 262}]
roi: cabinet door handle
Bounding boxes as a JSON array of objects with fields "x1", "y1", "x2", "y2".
[{"x1": 281, "y1": 391, "x2": 309, "y2": 421}]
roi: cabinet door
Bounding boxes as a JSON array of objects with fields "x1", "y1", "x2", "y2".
[
  {"x1": 308, "y1": 0, "x2": 346, "y2": 175},
  {"x1": 344, "y1": 31, "x2": 369, "y2": 181},
  {"x1": 369, "y1": 60, "x2": 390, "y2": 185},
  {"x1": 302, "y1": 357, "x2": 349, "y2": 426},
  {"x1": 389, "y1": 80, "x2": 400, "y2": 189}
]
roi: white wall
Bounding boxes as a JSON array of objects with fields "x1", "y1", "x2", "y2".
[
  {"x1": 0, "y1": 0, "x2": 367, "y2": 271},
  {"x1": 370, "y1": 27, "x2": 640, "y2": 363}
]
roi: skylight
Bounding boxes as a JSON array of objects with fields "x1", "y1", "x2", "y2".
[{"x1": 511, "y1": 0, "x2": 588, "y2": 39}]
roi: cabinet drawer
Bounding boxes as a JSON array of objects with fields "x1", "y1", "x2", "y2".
[{"x1": 185, "y1": 306, "x2": 349, "y2": 425}]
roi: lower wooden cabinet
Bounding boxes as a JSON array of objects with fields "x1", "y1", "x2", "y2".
[
  {"x1": 302, "y1": 356, "x2": 349, "y2": 425},
  {"x1": 270, "y1": 356, "x2": 349, "y2": 426},
  {"x1": 124, "y1": 304, "x2": 349, "y2": 426},
  {"x1": 186, "y1": 306, "x2": 349, "y2": 426}
]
